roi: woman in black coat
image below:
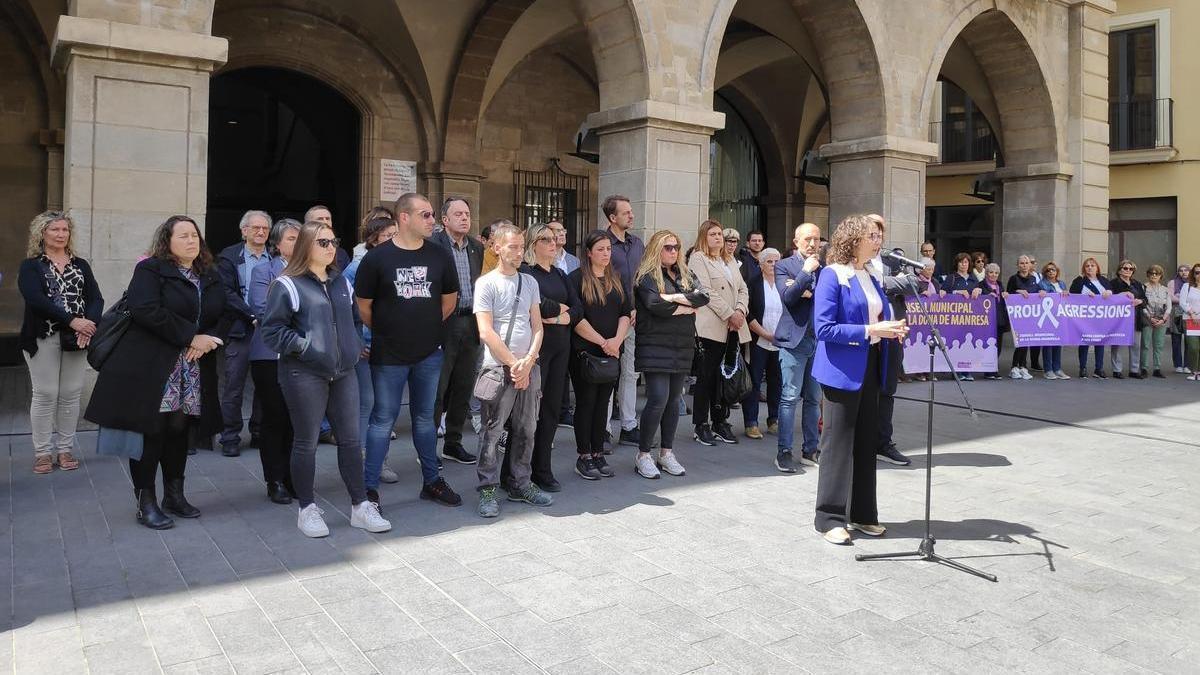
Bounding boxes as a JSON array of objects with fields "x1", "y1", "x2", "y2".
[
  {"x1": 1069, "y1": 256, "x2": 1113, "y2": 378},
  {"x1": 1004, "y1": 255, "x2": 1041, "y2": 380},
  {"x1": 633, "y1": 230, "x2": 709, "y2": 479},
  {"x1": 86, "y1": 216, "x2": 229, "y2": 530},
  {"x1": 1109, "y1": 258, "x2": 1147, "y2": 378},
  {"x1": 972, "y1": 263, "x2": 1007, "y2": 379}
]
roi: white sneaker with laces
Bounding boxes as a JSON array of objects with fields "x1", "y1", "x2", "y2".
[
  {"x1": 298, "y1": 504, "x2": 329, "y2": 538},
  {"x1": 1020, "y1": 367, "x2": 1033, "y2": 380},
  {"x1": 351, "y1": 500, "x2": 392, "y2": 533},
  {"x1": 822, "y1": 527, "x2": 851, "y2": 545},
  {"x1": 1044, "y1": 371, "x2": 1058, "y2": 380},
  {"x1": 635, "y1": 453, "x2": 661, "y2": 479},
  {"x1": 380, "y1": 465, "x2": 399, "y2": 484},
  {"x1": 1009, "y1": 367, "x2": 1023, "y2": 379},
  {"x1": 1055, "y1": 370, "x2": 1070, "y2": 380},
  {"x1": 657, "y1": 452, "x2": 685, "y2": 476}
]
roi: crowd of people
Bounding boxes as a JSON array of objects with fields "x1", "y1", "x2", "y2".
[{"x1": 17, "y1": 197, "x2": 1195, "y2": 546}]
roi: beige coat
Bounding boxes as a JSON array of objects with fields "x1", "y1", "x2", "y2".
[{"x1": 689, "y1": 251, "x2": 751, "y2": 344}]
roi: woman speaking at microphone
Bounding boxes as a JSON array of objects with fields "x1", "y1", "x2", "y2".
[{"x1": 811, "y1": 214, "x2": 909, "y2": 546}]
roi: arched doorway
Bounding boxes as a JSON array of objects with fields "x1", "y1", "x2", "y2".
[
  {"x1": 207, "y1": 67, "x2": 360, "y2": 254},
  {"x1": 709, "y1": 94, "x2": 765, "y2": 236}
]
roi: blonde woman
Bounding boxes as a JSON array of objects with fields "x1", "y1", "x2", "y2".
[
  {"x1": 689, "y1": 220, "x2": 751, "y2": 446},
  {"x1": 18, "y1": 211, "x2": 104, "y2": 474}
]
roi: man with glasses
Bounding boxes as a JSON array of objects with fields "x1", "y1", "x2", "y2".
[
  {"x1": 430, "y1": 197, "x2": 483, "y2": 465},
  {"x1": 919, "y1": 241, "x2": 945, "y2": 284},
  {"x1": 549, "y1": 220, "x2": 580, "y2": 274},
  {"x1": 772, "y1": 223, "x2": 825, "y2": 473},
  {"x1": 215, "y1": 210, "x2": 272, "y2": 457},
  {"x1": 356, "y1": 193, "x2": 463, "y2": 511}
]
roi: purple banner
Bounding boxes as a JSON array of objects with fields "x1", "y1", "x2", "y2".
[
  {"x1": 1006, "y1": 294, "x2": 1135, "y2": 347},
  {"x1": 902, "y1": 296, "x2": 998, "y2": 373}
]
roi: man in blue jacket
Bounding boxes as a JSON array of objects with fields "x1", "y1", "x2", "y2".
[
  {"x1": 215, "y1": 210, "x2": 272, "y2": 457},
  {"x1": 772, "y1": 223, "x2": 824, "y2": 473}
]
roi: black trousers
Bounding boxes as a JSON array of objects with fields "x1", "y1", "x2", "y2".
[
  {"x1": 569, "y1": 353, "x2": 617, "y2": 455},
  {"x1": 434, "y1": 314, "x2": 482, "y2": 447},
  {"x1": 1012, "y1": 346, "x2": 1030, "y2": 369},
  {"x1": 692, "y1": 337, "x2": 731, "y2": 427},
  {"x1": 640, "y1": 371, "x2": 686, "y2": 452},
  {"x1": 814, "y1": 344, "x2": 881, "y2": 532},
  {"x1": 250, "y1": 360, "x2": 293, "y2": 485},
  {"x1": 503, "y1": 329, "x2": 569, "y2": 484},
  {"x1": 130, "y1": 411, "x2": 190, "y2": 489},
  {"x1": 877, "y1": 339, "x2": 902, "y2": 450}
]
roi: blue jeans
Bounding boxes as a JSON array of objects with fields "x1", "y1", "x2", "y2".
[
  {"x1": 355, "y1": 359, "x2": 374, "y2": 450},
  {"x1": 1042, "y1": 347, "x2": 1062, "y2": 373},
  {"x1": 778, "y1": 337, "x2": 821, "y2": 456},
  {"x1": 1078, "y1": 345, "x2": 1106, "y2": 374},
  {"x1": 366, "y1": 349, "x2": 444, "y2": 489}
]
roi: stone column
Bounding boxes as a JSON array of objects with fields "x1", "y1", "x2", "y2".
[
  {"x1": 587, "y1": 101, "x2": 724, "y2": 238},
  {"x1": 420, "y1": 161, "x2": 485, "y2": 230},
  {"x1": 820, "y1": 135, "x2": 938, "y2": 255},
  {"x1": 51, "y1": 15, "x2": 227, "y2": 297},
  {"x1": 1067, "y1": 0, "x2": 1115, "y2": 273},
  {"x1": 993, "y1": 164, "x2": 1074, "y2": 273}
]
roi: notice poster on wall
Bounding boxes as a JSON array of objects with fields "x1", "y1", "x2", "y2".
[{"x1": 380, "y1": 159, "x2": 417, "y2": 203}]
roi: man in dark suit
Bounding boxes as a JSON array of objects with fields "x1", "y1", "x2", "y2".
[
  {"x1": 430, "y1": 197, "x2": 483, "y2": 464},
  {"x1": 772, "y1": 222, "x2": 824, "y2": 473},
  {"x1": 214, "y1": 209, "x2": 272, "y2": 457}
]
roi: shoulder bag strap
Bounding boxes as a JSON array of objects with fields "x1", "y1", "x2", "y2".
[{"x1": 500, "y1": 272, "x2": 523, "y2": 349}]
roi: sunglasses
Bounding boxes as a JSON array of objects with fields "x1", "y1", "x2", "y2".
[
  {"x1": 536, "y1": 236, "x2": 555, "y2": 243},
  {"x1": 315, "y1": 238, "x2": 341, "y2": 249},
  {"x1": 662, "y1": 244, "x2": 680, "y2": 252},
  {"x1": 724, "y1": 238, "x2": 739, "y2": 243},
  {"x1": 418, "y1": 211, "x2": 434, "y2": 219},
  {"x1": 1120, "y1": 266, "x2": 1134, "y2": 271}
]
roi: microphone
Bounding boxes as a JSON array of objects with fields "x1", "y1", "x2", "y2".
[{"x1": 881, "y1": 250, "x2": 927, "y2": 270}]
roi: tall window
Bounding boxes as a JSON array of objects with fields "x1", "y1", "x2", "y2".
[
  {"x1": 1109, "y1": 26, "x2": 1157, "y2": 150},
  {"x1": 939, "y1": 81, "x2": 997, "y2": 164},
  {"x1": 512, "y1": 159, "x2": 590, "y2": 255},
  {"x1": 709, "y1": 96, "x2": 764, "y2": 235}
]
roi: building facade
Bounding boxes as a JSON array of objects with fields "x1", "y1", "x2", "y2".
[{"x1": 0, "y1": 0, "x2": 1120, "y2": 356}]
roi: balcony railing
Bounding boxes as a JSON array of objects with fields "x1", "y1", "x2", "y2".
[
  {"x1": 928, "y1": 120, "x2": 998, "y2": 165},
  {"x1": 1110, "y1": 98, "x2": 1173, "y2": 151}
]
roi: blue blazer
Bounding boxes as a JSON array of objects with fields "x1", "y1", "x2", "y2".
[
  {"x1": 773, "y1": 255, "x2": 819, "y2": 349},
  {"x1": 811, "y1": 263, "x2": 894, "y2": 391},
  {"x1": 247, "y1": 257, "x2": 286, "y2": 361}
]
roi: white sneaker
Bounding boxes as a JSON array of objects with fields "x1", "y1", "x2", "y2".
[
  {"x1": 1055, "y1": 370, "x2": 1070, "y2": 380},
  {"x1": 379, "y1": 465, "x2": 399, "y2": 484},
  {"x1": 471, "y1": 413, "x2": 482, "y2": 435},
  {"x1": 635, "y1": 453, "x2": 660, "y2": 479},
  {"x1": 1044, "y1": 371, "x2": 1058, "y2": 380},
  {"x1": 1019, "y1": 368, "x2": 1033, "y2": 380},
  {"x1": 298, "y1": 504, "x2": 329, "y2": 538},
  {"x1": 350, "y1": 500, "x2": 392, "y2": 533},
  {"x1": 1009, "y1": 367, "x2": 1023, "y2": 379},
  {"x1": 822, "y1": 527, "x2": 851, "y2": 545},
  {"x1": 657, "y1": 452, "x2": 685, "y2": 476}
]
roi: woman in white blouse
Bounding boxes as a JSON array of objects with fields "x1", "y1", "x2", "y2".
[{"x1": 743, "y1": 248, "x2": 783, "y2": 440}]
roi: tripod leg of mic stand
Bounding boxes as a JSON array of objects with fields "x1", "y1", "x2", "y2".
[{"x1": 927, "y1": 552, "x2": 998, "y2": 582}]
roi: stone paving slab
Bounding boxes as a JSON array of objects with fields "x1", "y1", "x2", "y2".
[{"x1": 1, "y1": 365, "x2": 1199, "y2": 673}]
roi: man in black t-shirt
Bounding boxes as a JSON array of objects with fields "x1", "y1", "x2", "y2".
[{"x1": 355, "y1": 193, "x2": 463, "y2": 509}]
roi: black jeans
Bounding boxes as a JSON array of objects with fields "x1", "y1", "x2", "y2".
[
  {"x1": 570, "y1": 353, "x2": 617, "y2": 455},
  {"x1": 693, "y1": 337, "x2": 731, "y2": 427},
  {"x1": 434, "y1": 315, "x2": 482, "y2": 447},
  {"x1": 1012, "y1": 346, "x2": 1029, "y2": 369},
  {"x1": 130, "y1": 411, "x2": 190, "y2": 489},
  {"x1": 814, "y1": 345, "x2": 881, "y2": 532},
  {"x1": 877, "y1": 339, "x2": 902, "y2": 450},
  {"x1": 743, "y1": 344, "x2": 781, "y2": 427},
  {"x1": 640, "y1": 371, "x2": 686, "y2": 452},
  {"x1": 278, "y1": 367, "x2": 366, "y2": 508},
  {"x1": 503, "y1": 328, "x2": 569, "y2": 485},
  {"x1": 250, "y1": 360, "x2": 293, "y2": 485},
  {"x1": 219, "y1": 334, "x2": 259, "y2": 448}
]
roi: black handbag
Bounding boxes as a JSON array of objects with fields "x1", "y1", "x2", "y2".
[
  {"x1": 718, "y1": 331, "x2": 752, "y2": 405},
  {"x1": 579, "y1": 351, "x2": 620, "y2": 384},
  {"x1": 86, "y1": 292, "x2": 130, "y2": 371}
]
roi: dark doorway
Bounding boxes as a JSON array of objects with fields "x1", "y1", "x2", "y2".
[
  {"x1": 925, "y1": 205, "x2": 995, "y2": 261},
  {"x1": 207, "y1": 67, "x2": 360, "y2": 255}
]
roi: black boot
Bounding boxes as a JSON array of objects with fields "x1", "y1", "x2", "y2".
[
  {"x1": 135, "y1": 487, "x2": 174, "y2": 530},
  {"x1": 266, "y1": 481, "x2": 293, "y2": 505},
  {"x1": 162, "y1": 478, "x2": 201, "y2": 518}
]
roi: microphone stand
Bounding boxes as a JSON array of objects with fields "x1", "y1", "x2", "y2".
[{"x1": 854, "y1": 266, "x2": 997, "y2": 582}]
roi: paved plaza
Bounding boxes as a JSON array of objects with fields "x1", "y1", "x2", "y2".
[{"x1": 1, "y1": 365, "x2": 1198, "y2": 674}]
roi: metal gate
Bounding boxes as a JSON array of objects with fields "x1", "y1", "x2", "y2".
[{"x1": 513, "y1": 159, "x2": 591, "y2": 254}]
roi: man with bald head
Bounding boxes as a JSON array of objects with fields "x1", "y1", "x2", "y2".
[{"x1": 771, "y1": 223, "x2": 824, "y2": 473}]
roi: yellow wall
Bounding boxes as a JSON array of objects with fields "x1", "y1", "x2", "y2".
[
  {"x1": 926, "y1": 175, "x2": 991, "y2": 208},
  {"x1": 1110, "y1": 0, "x2": 1200, "y2": 261}
]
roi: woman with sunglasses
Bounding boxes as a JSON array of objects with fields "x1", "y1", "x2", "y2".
[
  {"x1": 1141, "y1": 264, "x2": 1170, "y2": 378},
  {"x1": 1109, "y1": 259, "x2": 1146, "y2": 379},
  {"x1": 1168, "y1": 264, "x2": 1192, "y2": 374},
  {"x1": 970, "y1": 252, "x2": 988, "y2": 282},
  {"x1": 261, "y1": 222, "x2": 390, "y2": 537},
  {"x1": 1036, "y1": 262, "x2": 1070, "y2": 379},
  {"x1": 1069, "y1": 257, "x2": 1112, "y2": 378},
  {"x1": 633, "y1": 230, "x2": 709, "y2": 478}
]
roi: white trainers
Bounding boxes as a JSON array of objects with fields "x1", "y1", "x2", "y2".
[
  {"x1": 1009, "y1": 367, "x2": 1023, "y2": 379},
  {"x1": 1019, "y1": 367, "x2": 1033, "y2": 380},
  {"x1": 822, "y1": 527, "x2": 851, "y2": 545},
  {"x1": 350, "y1": 500, "x2": 392, "y2": 533},
  {"x1": 380, "y1": 465, "x2": 399, "y2": 484},
  {"x1": 635, "y1": 453, "x2": 661, "y2": 479},
  {"x1": 298, "y1": 504, "x2": 329, "y2": 538},
  {"x1": 1044, "y1": 371, "x2": 1058, "y2": 380},
  {"x1": 657, "y1": 452, "x2": 686, "y2": 476},
  {"x1": 1055, "y1": 370, "x2": 1070, "y2": 380}
]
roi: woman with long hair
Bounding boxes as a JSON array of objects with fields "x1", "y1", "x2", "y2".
[
  {"x1": 568, "y1": 230, "x2": 633, "y2": 480},
  {"x1": 1168, "y1": 264, "x2": 1191, "y2": 373},
  {"x1": 1180, "y1": 264, "x2": 1200, "y2": 380},
  {"x1": 688, "y1": 220, "x2": 751, "y2": 446},
  {"x1": 1036, "y1": 262, "x2": 1071, "y2": 379},
  {"x1": 633, "y1": 230, "x2": 709, "y2": 479},
  {"x1": 261, "y1": 221, "x2": 390, "y2": 537},
  {"x1": 811, "y1": 214, "x2": 908, "y2": 546},
  {"x1": 1069, "y1": 257, "x2": 1112, "y2": 378},
  {"x1": 87, "y1": 216, "x2": 228, "y2": 529},
  {"x1": 19, "y1": 211, "x2": 104, "y2": 474}
]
